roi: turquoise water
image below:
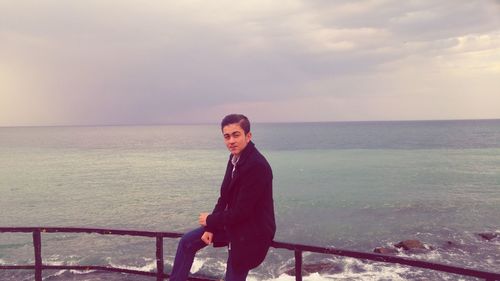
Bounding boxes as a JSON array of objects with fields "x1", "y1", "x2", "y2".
[{"x1": 1, "y1": 120, "x2": 499, "y2": 280}]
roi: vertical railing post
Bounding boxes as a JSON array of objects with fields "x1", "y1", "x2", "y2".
[
  {"x1": 156, "y1": 234, "x2": 164, "y2": 281},
  {"x1": 33, "y1": 229, "x2": 42, "y2": 281},
  {"x1": 295, "y1": 250, "x2": 302, "y2": 281}
]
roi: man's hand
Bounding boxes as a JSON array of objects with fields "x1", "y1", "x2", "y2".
[
  {"x1": 201, "y1": 231, "x2": 213, "y2": 245},
  {"x1": 199, "y1": 212, "x2": 209, "y2": 226}
]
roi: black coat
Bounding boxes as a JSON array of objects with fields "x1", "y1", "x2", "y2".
[{"x1": 206, "y1": 141, "x2": 276, "y2": 270}]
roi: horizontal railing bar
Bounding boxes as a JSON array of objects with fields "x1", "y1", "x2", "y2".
[
  {"x1": 1, "y1": 227, "x2": 499, "y2": 280},
  {"x1": 0, "y1": 227, "x2": 182, "y2": 238},
  {"x1": 0, "y1": 265, "x2": 160, "y2": 277},
  {"x1": 272, "y1": 241, "x2": 500, "y2": 280},
  {"x1": 0, "y1": 227, "x2": 38, "y2": 233},
  {"x1": 0, "y1": 265, "x2": 35, "y2": 270}
]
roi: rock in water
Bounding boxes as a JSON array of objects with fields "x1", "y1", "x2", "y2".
[
  {"x1": 394, "y1": 240, "x2": 426, "y2": 250},
  {"x1": 373, "y1": 247, "x2": 398, "y2": 254},
  {"x1": 477, "y1": 232, "x2": 498, "y2": 241}
]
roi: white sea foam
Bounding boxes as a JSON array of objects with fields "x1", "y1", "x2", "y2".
[
  {"x1": 45, "y1": 255, "x2": 66, "y2": 266},
  {"x1": 69, "y1": 269, "x2": 97, "y2": 275},
  {"x1": 41, "y1": 270, "x2": 66, "y2": 280},
  {"x1": 260, "y1": 256, "x2": 418, "y2": 281},
  {"x1": 40, "y1": 255, "x2": 97, "y2": 280},
  {"x1": 338, "y1": 257, "x2": 412, "y2": 281},
  {"x1": 263, "y1": 270, "x2": 410, "y2": 281},
  {"x1": 190, "y1": 256, "x2": 229, "y2": 275},
  {"x1": 41, "y1": 268, "x2": 98, "y2": 281},
  {"x1": 184, "y1": 257, "x2": 414, "y2": 281},
  {"x1": 107, "y1": 257, "x2": 157, "y2": 272},
  {"x1": 191, "y1": 257, "x2": 208, "y2": 273},
  {"x1": 398, "y1": 248, "x2": 443, "y2": 261}
]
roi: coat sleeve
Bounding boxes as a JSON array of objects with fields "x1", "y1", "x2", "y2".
[
  {"x1": 204, "y1": 195, "x2": 227, "y2": 233},
  {"x1": 205, "y1": 161, "x2": 232, "y2": 233},
  {"x1": 206, "y1": 162, "x2": 270, "y2": 229}
]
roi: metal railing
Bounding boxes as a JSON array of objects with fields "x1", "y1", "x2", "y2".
[{"x1": 0, "y1": 227, "x2": 499, "y2": 281}]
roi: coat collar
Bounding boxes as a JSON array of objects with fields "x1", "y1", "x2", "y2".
[{"x1": 230, "y1": 141, "x2": 255, "y2": 167}]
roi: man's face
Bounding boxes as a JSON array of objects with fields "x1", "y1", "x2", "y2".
[{"x1": 222, "y1": 123, "x2": 252, "y2": 156}]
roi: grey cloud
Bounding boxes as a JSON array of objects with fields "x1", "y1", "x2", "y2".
[{"x1": 1, "y1": 0, "x2": 499, "y2": 125}]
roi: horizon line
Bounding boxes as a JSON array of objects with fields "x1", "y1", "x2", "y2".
[{"x1": 1, "y1": 117, "x2": 500, "y2": 129}]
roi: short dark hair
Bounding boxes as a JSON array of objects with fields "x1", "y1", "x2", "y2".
[{"x1": 221, "y1": 114, "x2": 251, "y2": 134}]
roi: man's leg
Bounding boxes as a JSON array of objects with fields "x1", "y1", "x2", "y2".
[
  {"x1": 224, "y1": 254, "x2": 249, "y2": 281},
  {"x1": 170, "y1": 227, "x2": 207, "y2": 281}
]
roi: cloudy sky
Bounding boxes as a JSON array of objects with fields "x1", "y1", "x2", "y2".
[{"x1": 1, "y1": 1, "x2": 499, "y2": 126}]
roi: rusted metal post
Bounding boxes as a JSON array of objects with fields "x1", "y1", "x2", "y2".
[
  {"x1": 33, "y1": 229, "x2": 42, "y2": 281},
  {"x1": 295, "y1": 250, "x2": 302, "y2": 281},
  {"x1": 156, "y1": 235, "x2": 164, "y2": 281}
]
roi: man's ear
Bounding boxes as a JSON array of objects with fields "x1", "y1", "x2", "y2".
[{"x1": 246, "y1": 132, "x2": 252, "y2": 143}]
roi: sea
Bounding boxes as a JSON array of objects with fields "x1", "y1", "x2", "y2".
[{"x1": 0, "y1": 119, "x2": 499, "y2": 281}]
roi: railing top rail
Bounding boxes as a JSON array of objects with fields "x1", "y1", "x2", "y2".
[
  {"x1": 0, "y1": 227, "x2": 182, "y2": 238},
  {"x1": 1, "y1": 226, "x2": 499, "y2": 280}
]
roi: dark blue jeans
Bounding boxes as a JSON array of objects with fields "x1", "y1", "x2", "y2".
[{"x1": 169, "y1": 227, "x2": 249, "y2": 281}]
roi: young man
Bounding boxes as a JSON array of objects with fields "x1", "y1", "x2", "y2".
[{"x1": 170, "y1": 114, "x2": 276, "y2": 281}]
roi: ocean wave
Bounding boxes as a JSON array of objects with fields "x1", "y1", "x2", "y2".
[
  {"x1": 42, "y1": 270, "x2": 70, "y2": 280},
  {"x1": 318, "y1": 257, "x2": 412, "y2": 281},
  {"x1": 261, "y1": 261, "x2": 412, "y2": 281},
  {"x1": 107, "y1": 257, "x2": 157, "y2": 272},
  {"x1": 191, "y1": 257, "x2": 206, "y2": 273}
]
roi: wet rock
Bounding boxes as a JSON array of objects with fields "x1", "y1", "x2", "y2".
[
  {"x1": 477, "y1": 232, "x2": 498, "y2": 241},
  {"x1": 394, "y1": 240, "x2": 427, "y2": 251},
  {"x1": 283, "y1": 262, "x2": 342, "y2": 276},
  {"x1": 373, "y1": 247, "x2": 398, "y2": 254}
]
